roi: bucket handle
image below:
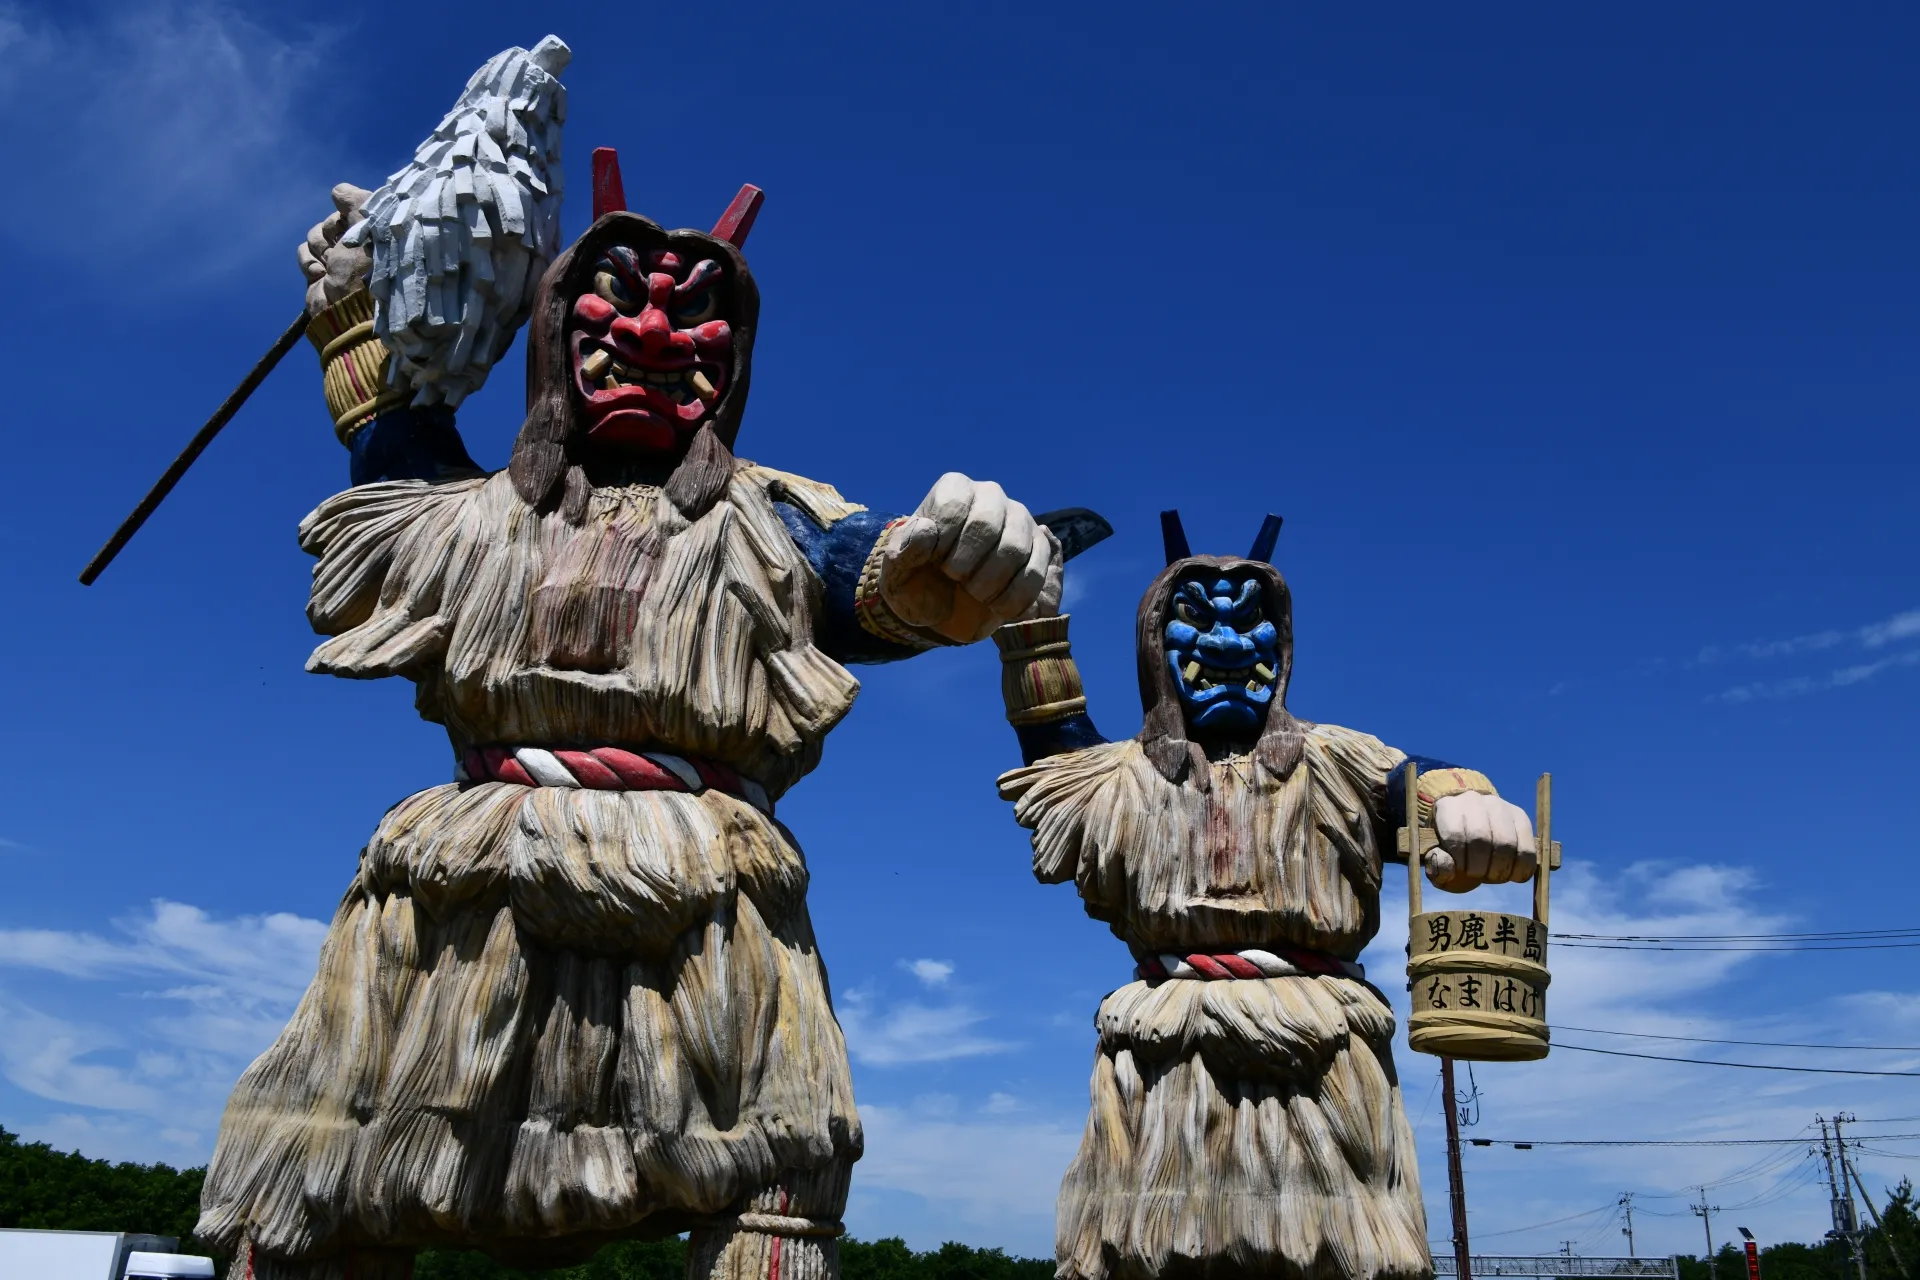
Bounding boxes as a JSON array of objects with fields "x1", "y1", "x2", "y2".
[{"x1": 1399, "y1": 765, "x2": 1557, "y2": 927}]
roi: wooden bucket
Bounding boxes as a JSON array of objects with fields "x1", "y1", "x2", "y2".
[{"x1": 1400, "y1": 768, "x2": 1560, "y2": 1063}]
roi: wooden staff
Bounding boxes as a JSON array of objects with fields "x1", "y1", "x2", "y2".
[{"x1": 79, "y1": 311, "x2": 311, "y2": 585}]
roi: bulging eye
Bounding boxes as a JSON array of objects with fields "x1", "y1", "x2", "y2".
[
  {"x1": 1174, "y1": 599, "x2": 1202, "y2": 625},
  {"x1": 593, "y1": 270, "x2": 635, "y2": 312},
  {"x1": 1245, "y1": 604, "x2": 1263, "y2": 626},
  {"x1": 674, "y1": 290, "x2": 719, "y2": 326}
]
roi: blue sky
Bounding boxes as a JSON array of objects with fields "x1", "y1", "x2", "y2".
[{"x1": 1, "y1": 0, "x2": 1917, "y2": 1258}]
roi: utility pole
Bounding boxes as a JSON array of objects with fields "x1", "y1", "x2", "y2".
[
  {"x1": 1692, "y1": 1187, "x2": 1721, "y2": 1280},
  {"x1": 1818, "y1": 1116, "x2": 1846, "y2": 1216},
  {"x1": 1834, "y1": 1114, "x2": 1900, "y2": 1280},
  {"x1": 1820, "y1": 1116, "x2": 1868, "y2": 1280},
  {"x1": 1440, "y1": 1058, "x2": 1473, "y2": 1280},
  {"x1": 1619, "y1": 1193, "x2": 1636, "y2": 1258}
]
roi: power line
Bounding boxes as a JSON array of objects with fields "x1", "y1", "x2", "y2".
[
  {"x1": 1451, "y1": 1201, "x2": 1617, "y2": 1240},
  {"x1": 1854, "y1": 1146, "x2": 1920, "y2": 1161},
  {"x1": 1677, "y1": 1142, "x2": 1819, "y2": 1197},
  {"x1": 1633, "y1": 1160, "x2": 1824, "y2": 1218},
  {"x1": 1719, "y1": 1158, "x2": 1825, "y2": 1212},
  {"x1": 1558, "y1": 940, "x2": 1920, "y2": 952},
  {"x1": 1452, "y1": 1116, "x2": 1906, "y2": 1246},
  {"x1": 1573, "y1": 1203, "x2": 1626, "y2": 1252},
  {"x1": 1552, "y1": 1024, "x2": 1920, "y2": 1052},
  {"x1": 1554, "y1": 1042, "x2": 1920, "y2": 1077},
  {"x1": 1629, "y1": 1134, "x2": 1818, "y2": 1204},
  {"x1": 1462, "y1": 1133, "x2": 1920, "y2": 1148},
  {"x1": 1557, "y1": 927, "x2": 1920, "y2": 942},
  {"x1": 1412, "y1": 1068, "x2": 1444, "y2": 1129},
  {"x1": 1451, "y1": 1123, "x2": 1889, "y2": 1244}
]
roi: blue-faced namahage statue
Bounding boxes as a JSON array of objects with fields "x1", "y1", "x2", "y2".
[{"x1": 991, "y1": 512, "x2": 1539, "y2": 1280}]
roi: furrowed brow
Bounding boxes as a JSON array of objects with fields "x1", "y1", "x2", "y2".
[
  {"x1": 603, "y1": 246, "x2": 648, "y2": 291},
  {"x1": 674, "y1": 260, "x2": 723, "y2": 299}
]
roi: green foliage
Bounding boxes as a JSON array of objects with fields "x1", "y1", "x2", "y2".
[
  {"x1": 1676, "y1": 1245, "x2": 1749, "y2": 1280},
  {"x1": 841, "y1": 1236, "x2": 921, "y2": 1280},
  {"x1": 848, "y1": 1239, "x2": 1053, "y2": 1280},
  {"x1": 1757, "y1": 1240, "x2": 1850, "y2": 1280},
  {"x1": 24, "y1": 1121, "x2": 1904, "y2": 1280},
  {"x1": 1863, "y1": 1177, "x2": 1920, "y2": 1279},
  {"x1": 414, "y1": 1238, "x2": 688, "y2": 1279},
  {"x1": 12, "y1": 1118, "x2": 1920, "y2": 1280},
  {"x1": 414, "y1": 1238, "x2": 1054, "y2": 1280},
  {"x1": 0, "y1": 1125, "x2": 204, "y2": 1245},
  {"x1": 1672, "y1": 1182, "x2": 1920, "y2": 1280},
  {"x1": 0, "y1": 1124, "x2": 1056, "y2": 1280}
]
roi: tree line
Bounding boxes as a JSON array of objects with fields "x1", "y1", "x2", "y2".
[
  {"x1": 0, "y1": 1127, "x2": 1050, "y2": 1280},
  {"x1": 6, "y1": 1125, "x2": 1916, "y2": 1278},
  {"x1": 1671, "y1": 1187, "x2": 1918, "y2": 1280}
]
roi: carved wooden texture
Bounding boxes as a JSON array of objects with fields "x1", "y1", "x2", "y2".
[
  {"x1": 347, "y1": 38, "x2": 570, "y2": 409},
  {"x1": 1408, "y1": 908, "x2": 1550, "y2": 1061},
  {"x1": 1399, "y1": 767, "x2": 1557, "y2": 1063},
  {"x1": 198, "y1": 464, "x2": 866, "y2": 1270},
  {"x1": 999, "y1": 730, "x2": 1431, "y2": 1280}
]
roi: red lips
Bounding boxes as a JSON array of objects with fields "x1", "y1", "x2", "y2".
[
  {"x1": 582, "y1": 382, "x2": 710, "y2": 449},
  {"x1": 570, "y1": 333, "x2": 725, "y2": 450}
]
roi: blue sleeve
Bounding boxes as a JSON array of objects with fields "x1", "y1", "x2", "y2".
[
  {"x1": 348, "y1": 405, "x2": 483, "y2": 485},
  {"x1": 1014, "y1": 713, "x2": 1108, "y2": 765},
  {"x1": 1383, "y1": 755, "x2": 1462, "y2": 831},
  {"x1": 774, "y1": 502, "x2": 930, "y2": 666}
]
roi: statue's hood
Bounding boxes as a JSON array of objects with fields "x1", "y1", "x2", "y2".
[
  {"x1": 1133, "y1": 554, "x2": 1303, "y2": 786},
  {"x1": 510, "y1": 211, "x2": 760, "y2": 515}
]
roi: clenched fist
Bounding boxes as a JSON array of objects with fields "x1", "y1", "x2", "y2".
[
  {"x1": 299, "y1": 183, "x2": 374, "y2": 315},
  {"x1": 879, "y1": 473, "x2": 1065, "y2": 645},
  {"x1": 1424, "y1": 792, "x2": 1538, "y2": 892}
]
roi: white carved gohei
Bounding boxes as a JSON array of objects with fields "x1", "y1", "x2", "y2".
[{"x1": 343, "y1": 35, "x2": 571, "y2": 408}]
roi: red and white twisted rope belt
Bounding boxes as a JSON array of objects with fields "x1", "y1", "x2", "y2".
[
  {"x1": 1134, "y1": 946, "x2": 1366, "y2": 983},
  {"x1": 457, "y1": 746, "x2": 773, "y2": 816}
]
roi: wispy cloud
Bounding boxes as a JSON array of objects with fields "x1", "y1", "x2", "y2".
[
  {"x1": 902, "y1": 958, "x2": 955, "y2": 986},
  {"x1": 0, "y1": 899, "x2": 322, "y2": 1007},
  {"x1": 1360, "y1": 859, "x2": 1920, "y2": 1251},
  {"x1": 0, "y1": 899, "x2": 323, "y2": 1160},
  {"x1": 852, "y1": 1094, "x2": 1081, "y2": 1240},
  {"x1": 0, "y1": 2, "x2": 346, "y2": 271},
  {"x1": 1860, "y1": 609, "x2": 1920, "y2": 648},
  {"x1": 1697, "y1": 605, "x2": 1920, "y2": 701},
  {"x1": 0, "y1": 998, "x2": 166, "y2": 1114},
  {"x1": 840, "y1": 962, "x2": 1017, "y2": 1066},
  {"x1": 1715, "y1": 647, "x2": 1920, "y2": 703},
  {"x1": 1697, "y1": 606, "x2": 1920, "y2": 666}
]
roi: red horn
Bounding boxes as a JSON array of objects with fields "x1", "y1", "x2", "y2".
[
  {"x1": 711, "y1": 184, "x2": 764, "y2": 248},
  {"x1": 592, "y1": 147, "x2": 626, "y2": 219}
]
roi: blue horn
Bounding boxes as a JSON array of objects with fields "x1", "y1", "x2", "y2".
[
  {"x1": 1248, "y1": 514, "x2": 1282, "y2": 563},
  {"x1": 1160, "y1": 510, "x2": 1191, "y2": 564}
]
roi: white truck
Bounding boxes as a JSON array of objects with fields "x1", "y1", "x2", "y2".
[{"x1": 0, "y1": 1229, "x2": 214, "y2": 1278}]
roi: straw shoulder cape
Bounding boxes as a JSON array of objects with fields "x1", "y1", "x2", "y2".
[
  {"x1": 998, "y1": 727, "x2": 1431, "y2": 1280},
  {"x1": 199, "y1": 462, "x2": 867, "y2": 1265}
]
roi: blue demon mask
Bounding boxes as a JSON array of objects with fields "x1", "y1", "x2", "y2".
[
  {"x1": 1163, "y1": 573, "x2": 1282, "y2": 735},
  {"x1": 1135, "y1": 512, "x2": 1301, "y2": 782}
]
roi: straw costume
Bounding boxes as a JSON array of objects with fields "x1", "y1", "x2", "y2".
[
  {"x1": 199, "y1": 38, "x2": 1072, "y2": 1280},
  {"x1": 991, "y1": 514, "x2": 1538, "y2": 1280}
]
